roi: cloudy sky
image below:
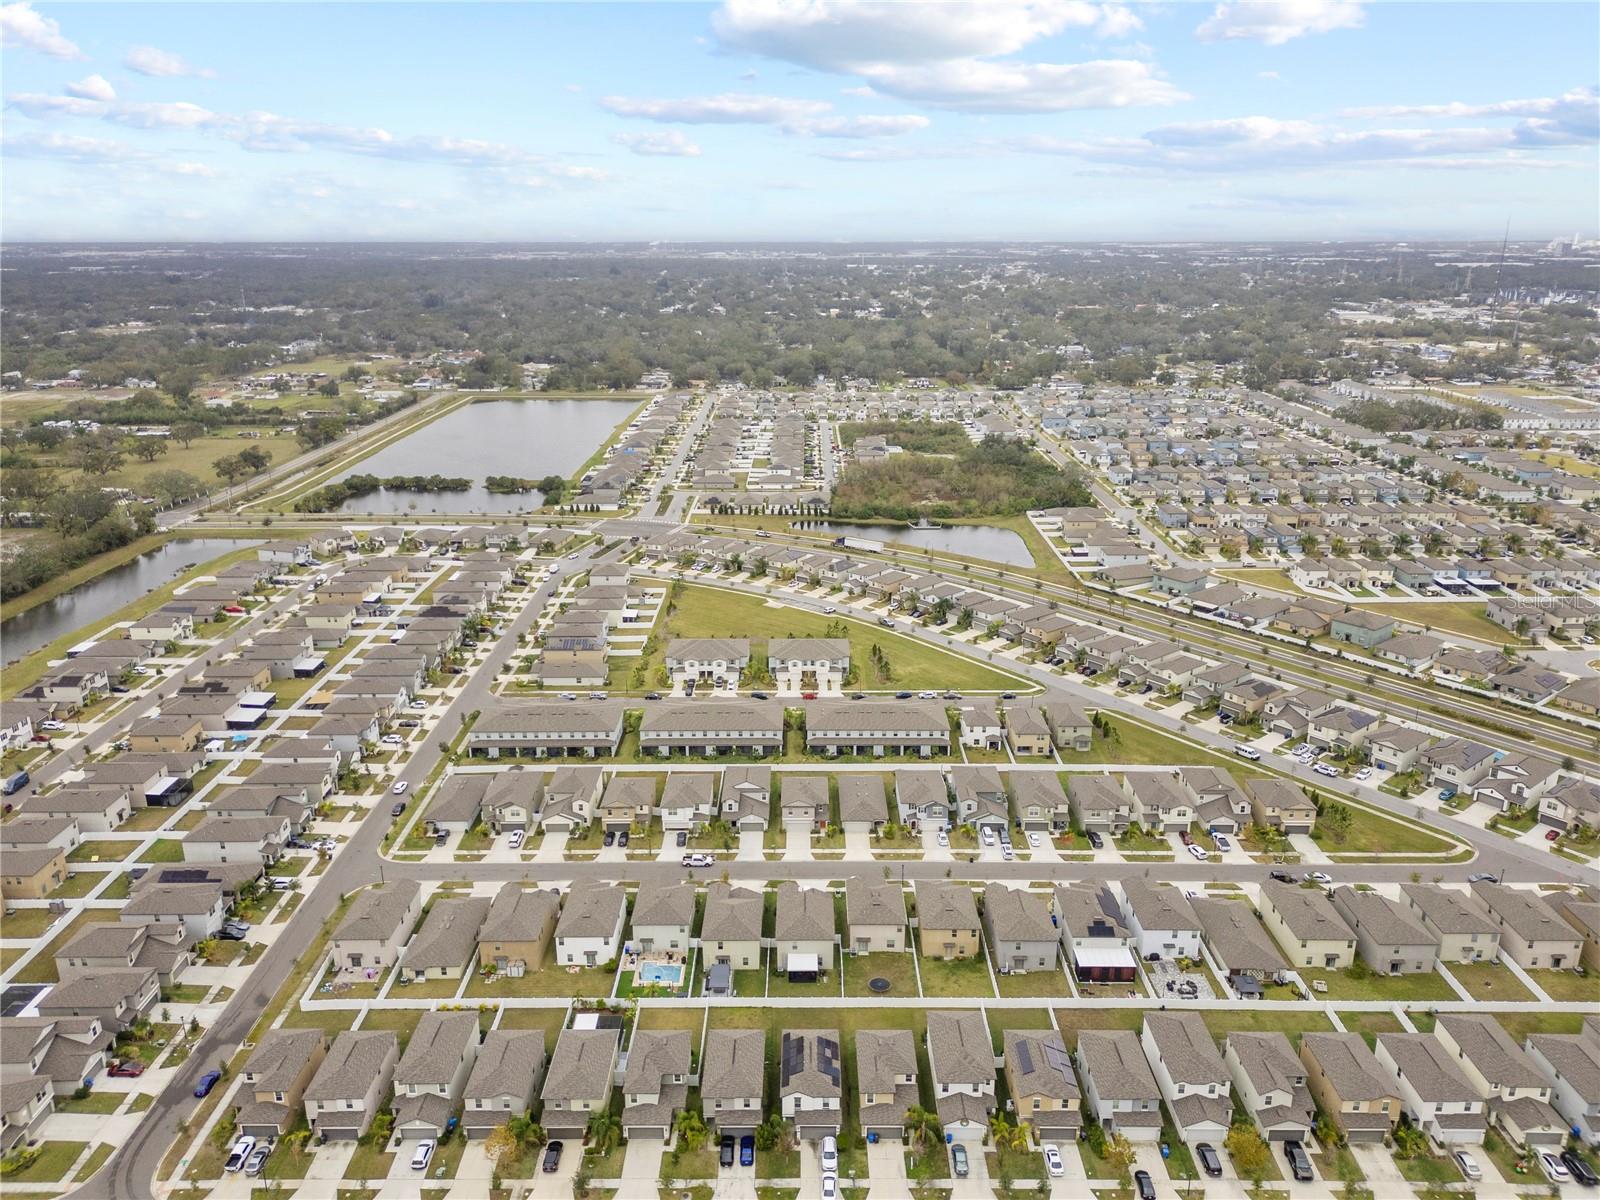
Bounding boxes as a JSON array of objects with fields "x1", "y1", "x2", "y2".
[{"x1": 2, "y1": 0, "x2": 1595, "y2": 241}]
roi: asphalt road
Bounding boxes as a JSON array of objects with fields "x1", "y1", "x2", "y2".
[{"x1": 70, "y1": 538, "x2": 615, "y2": 1200}]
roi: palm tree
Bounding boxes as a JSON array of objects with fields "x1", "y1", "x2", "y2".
[
  {"x1": 904, "y1": 1105, "x2": 941, "y2": 1152},
  {"x1": 586, "y1": 1109, "x2": 621, "y2": 1156}
]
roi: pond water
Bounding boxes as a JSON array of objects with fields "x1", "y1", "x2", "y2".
[
  {"x1": 326, "y1": 398, "x2": 642, "y2": 514},
  {"x1": 796, "y1": 521, "x2": 1034, "y2": 567},
  {"x1": 2, "y1": 538, "x2": 260, "y2": 665}
]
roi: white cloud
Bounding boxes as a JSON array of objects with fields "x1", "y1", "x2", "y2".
[
  {"x1": 1341, "y1": 86, "x2": 1599, "y2": 146},
  {"x1": 169, "y1": 160, "x2": 219, "y2": 177},
  {"x1": 709, "y1": 0, "x2": 1178, "y2": 115},
  {"x1": 612, "y1": 129, "x2": 703, "y2": 157},
  {"x1": 0, "y1": 2, "x2": 81, "y2": 58},
  {"x1": 788, "y1": 114, "x2": 929, "y2": 137},
  {"x1": 859, "y1": 58, "x2": 1186, "y2": 113},
  {"x1": 599, "y1": 92, "x2": 830, "y2": 124},
  {"x1": 712, "y1": 0, "x2": 1138, "y2": 70},
  {"x1": 1258, "y1": 70, "x2": 1280, "y2": 81},
  {"x1": 1195, "y1": 1, "x2": 1365, "y2": 45},
  {"x1": 2, "y1": 130, "x2": 146, "y2": 161},
  {"x1": 124, "y1": 44, "x2": 217, "y2": 78},
  {"x1": 65, "y1": 74, "x2": 115, "y2": 101}
]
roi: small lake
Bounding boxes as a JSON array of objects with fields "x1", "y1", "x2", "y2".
[
  {"x1": 2, "y1": 538, "x2": 259, "y2": 664},
  {"x1": 795, "y1": 521, "x2": 1034, "y2": 567},
  {"x1": 326, "y1": 398, "x2": 642, "y2": 514}
]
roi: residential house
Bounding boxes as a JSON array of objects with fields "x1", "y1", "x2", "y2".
[
  {"x1": 330, "y1": 881, "x2": 421, "y2": 973},
  {"x1": 303, "y1": 1030, "x2": 400, "y2": 1141},
  {"x1": 478, "y1": 885, "x2": 560, "y2": 977},
  {"x1": 837, "y1": 774, "x2": 888, "y2": 834},
  {"x1": 1012, "y1": 772, "x2": 1070, "y2": 833},
  {"x1": 1401, "y1": 884, "x2": 1502, "y2": 965},
  {"x1": 982, "y1": 884, "x2": 1058, "y2": 975},
  {"x1": 1374, "y1": 1033, "x2": 1487, "y2": 1146},
  {"x1": 857, "y1": 1029, "x2": 919, "y2": 1140},
  {"x1": 37, "y1": 970, "x2": 158, "y2": 1033},
  {"x1": 1192, "y1": 897, "x2": 1288, "y2": 994},
  {"x1": 895, "y1": 770, "x2": 951, "y2": 832},
  {"x1": 462, "y1": 1030, "x2": 545, "y2": 1139},
  {"x1": 1471, "y1": 882, "x2": 1582, "y2": 970},
  {"x1": 701, "y1": 1028, "x2": 765, "y2": 1134},
  {"x1": 659, "y1": 774, "x2": 714, "y2": 832},
  {"x1": 1300, "y1": 1032, "x2": 1401, "y2": 1143},
  {"x1": 1142, "y1": 1012, "x2": 1232, "y2": 1146},
  {"x1": 701, "y1": 884, "x2": 764, "y2": 985},
  {"x1": 1225, "y1": 1032, "x2": 1315, "y2": 1142},
  {"x1": 1331, "y1": 887, "x2": 1439, "y2": 975},
  {"x1": 778, "y1": 1029, "x2": 843, "y2": 1140},
  {"x1": 950, "y1": 764, "x2": 1008, "y2": 832},
  {"x1": 631, "y1": 881, "x2": 696, "y2": 956},
  {"x1": 554, "y1": 883, "x2": 627, "y2": 967},
  {"x1": 1434, "y1": 1015, "x2": 1565, "y2": 1149},
  {"x1": 915, "y1": 881, "x2": 981, "y2": 961},
  {"x1": 926, "y1": 1009, "x2": 996, "y2": 1143},
  {"x1": 775, "y1": 883, "x2": 836, "y2": 974},
  {"x1": 540, "y1": 1027, "x2": 621, "y2": 1137},
  {"x1": 1055, "y1": 883, "x2": 1137, "y2": 984},
  {"x1": 1243, "y1": 778, "x2": 1318, "y2": 835},
  {"x1": 719, "y1": 766, "x2": 771, "y2": 830},
  {"x1": 844, "y1": 877, "x2": 906, "y2": 954},
  {"x1": 392, "y1": 1011, "x2": 480, "y2": 1142},
  {"x1": 621, "y1": 1029, "x2": 692, "y2": 1140},
  {"x1": 1077, "y1": 1029, "x2": 1164, "y2": 1142},
  {"x1": 779, "y1": 775, "x2": 829, "y2": 832},
  {"x1": 1259, "y1": 880, "x2": 1357, "y2": 970},
  {"x1": 1524, "y1": 1019, "x2": 1600, "y2": 1147},
  {"x1": 1069, "y1": 775, "x2": 1132, "y2": 836},
  {"x1": 1119, "y1": 881, "x2": 1202, "y2": 962},
  {"x1": 1004, "y1": 1029, "x2": 1081, "y2": 1141}
]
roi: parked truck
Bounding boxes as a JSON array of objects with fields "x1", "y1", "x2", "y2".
[{"x1": 833, "y1": 535, "x2": 885, "y2": 553}]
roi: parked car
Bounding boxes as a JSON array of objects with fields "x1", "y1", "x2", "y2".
[
  {"x1": 1213, "y1": 834, "x2": 1232, "y2": 852},
  {"x1": 603, "y1": 832, "x2": 615, "y2": 847},
  {"x1": 617, "y1": 831, "x2": 629, "y2": 847},
  {"x1": 1307, "y1": 871, "x2": 1333, "y2": 885},
  {"x1": 411, "y1": 1140, "x2": 435, "y2": 1171},
  {"x1": 1269, "y1": 870, "x2": 1298, "y2": 883},
  {"x1": 1284, "y1": 1141, "x2": 1314, "y2": 1182},
  {"x1": 1467, "y1": 872, "x2": 1498, "y2": 883},
  {"x1": 541, "y1": 1141, "x2": 563, "y2": 1173},
  {"x1": 1314, "y1": 763, "x2": 1340, "y2": 777},
  {"x1": 1027, "y1": 832, "x2": 1041, "y2": 848},
  {"x1": 820, "y1": 1135, "x2": 838, "y2": 1173},
  {"x1": 508, "y1": 830, "x2": 524, "y2": 849},
  {"x1": 1561, "y1": 1151, "x2": 1599, "y2": 1187},
  {"x1": 1355, "y1": 767, "x2": 1373, "y2": 780},
  {"x1": 936, "y1": 829, "x2": 949, "y2": 847},
  {"x1": 950, "y1": 1145, "x2": 969, "y2": 1178},
  {"x1": 1044, "y1": 1145, "x2": 1064, "y2": 1177},
  {"x1": 244, "y1": 1145, "x2": 270, "y2": 1176},
  {"x1": 1539, "y1": 1153, "x2": 1573, "y2": 1185},
  {"x1": 739, "y1": 1135, "x2": 754, "y2": 1167},
  {"x1": 820, "y1": 1174, "x2": 837, "y2": 1199},
  {"x1": 390, "y1": 802, "x2": 407, "y2": 817},
  {"x1": 1453, "y1": 1150, "x2": 1483, "y2": 1181},
  {"x1": 224, "y1": 1136, "x2": 257, "y2": 1173},
  {"x1": 719, "y1": 1136, "x2": 735, "y2": 1168},
  {"x1": 194, "y1": 1069, "x2": 223, "y2": 1098},
  {"x1": 1087, "y1": 831, "x2": 1104, "y2": 849},
  {"x1": 1197, "y1": 1143, "x2": 1222, "y2": 1177},
  {"x1": 1546, "y1": 828, "x2": 1561, "y2": 841},
  {"x1": 392, "y1": 781, "x2": 409, "y2": 795},
  {"x1": 109, "y1": 1059, "x2": 146, "y2": 1078},
  {"x1": 1134, "y1": 1169, "x2": 1156, "y2": 1200}
]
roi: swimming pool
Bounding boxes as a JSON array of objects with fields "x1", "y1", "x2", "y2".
[{"x1": 638, "y1": 961, "x2": 684, "y2": 987}]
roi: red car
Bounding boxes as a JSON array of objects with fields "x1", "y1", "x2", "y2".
[
  {"x1": 801, "y1": 691, "x2": 818, "y2": 700},
  {"x1": 1546, "y1": 829, "x2": 1561, "y2": 842},
  {"x1": 223, "y1": 605, "x2": 246, "y2": 614},
  {"x1": 108, "y1": 1060, "x2": 146, "y2": 1078}
]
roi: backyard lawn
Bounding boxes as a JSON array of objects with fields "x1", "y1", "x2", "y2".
[
  {"x1": 1447, "y1": 960, "x2": 1536, "y2": 1003},
  {"x1": 1309, "y1": 804, "x2": 1459, "y2": 856},
  {"x1": 840, "y1": 951, "x2": 919, "y2": 998},
  {"x1": 67, "y1": 839, "x2": 136, "y2": 863},
  {"x1": 915, "y1": 951, "x2": 995, "y2": 998},
  {"x1": 1299, "y1": 967, "x2": 1458, "y2": 1003},
  {"x1": 654, "y1": 584, "x2": 1029, "y2": 693},
  {"x1": 1525, "y1": 968, "x2": 1596, "y2": 1001}
]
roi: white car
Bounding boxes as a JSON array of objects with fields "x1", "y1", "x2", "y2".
[
  {"x1": 1235, "y1": 746, "x2": 1261, "y2": 760},
  {"x1": 411, "y1": 1139, "x2": 435, "y2": 1171},
  {"x1": 409, "y1": 700, "x2": 428, "y2": 710},
  {"x1": 224, "y1": 1136, "x2": 257, "y2": 1173},
  {"x1": 1187, "y1": 843, "x2": 1208, "y2": 861},
  {"x1": 823, "y1": 606, "x2": 837, "y2": 614},
  {"x1": 1537, "y1": 1152, "x2": 1571, "y2": 1185},
  {"x1": 1313, "y1": 763, "x2": 1340, "y2": 777},
  {"x1": 392, "y1": 781, "x2": 409, "y2": 795},
  {"x1": 918, "y1": 691, "x2": 937, "y2": 699},
  {"x1": 1307, "y1": 871, "x2": 1333, "y2": 885},
  {"x1": 1355, "y1": 767, "x2": 1373, "y2": 780},
  {"x1": 1044, "y1": 1146, "x2": 1065, "y2": 1177},
  {"x1": 1213, "y1": 834, "x2": 1232, "y2": 852},
  {"x1": 1026, "y1": 832, "x2": 1041, "y2": 849},
  {"x1": 820, "y1": 1136, "x2": 838, "y2": 1173},
  {"x1": 1001, "y1": 845, "x2": 1015, "y2": 861},
  {"x1": 507, "y1": 830, "x2": 524, "y2": 849},
  {"x1": 381, "y1": 734, "x2": 404, "y2": 745},
  {"x1": 1453, "y1": 1151, "x2": 1483, "y2": 1181},
  {"x1": 39, "y1": 720, "x2": 65, "y2": 732},
  {"x1": 820, "y1": 1174, "x2": 837, "y2": 1200},
  {"x1": 936, "y1": 829, "x2": 949, "y2": 847},
  {"x1": 981, "y1": 828, "x2": 997, "y2": 846}
]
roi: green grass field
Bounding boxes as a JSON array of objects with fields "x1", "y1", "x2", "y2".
[{"x1": 649, "y1": 583, "x2": 1028, "y2": 693}]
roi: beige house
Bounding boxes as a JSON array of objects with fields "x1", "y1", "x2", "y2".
[
  {"x1": 478, "y1": 884, "x2": 559, "y2": 976},
  {"x1": 844, "y1": 878, "x2": 906, "y2": 954},
  {"x1": 0, "y1": 846, "x2": 67, "y2": 900},
  {"x1": 1472, "y1": 882, "x2": 1583, "y2": 970},
  {"x1": 1401, "y1": 884, "x2": 1501, "y2": 964},
  {"x1": 915, "y1": 881, "x2": 981, "y2": 960},
  {"x1": 1259, "y1": 881, "x2": 1356, "y2": 970},
  {"x1": 236, "y1": 1028, "x2": 329, "y2": 1138},
  {"x1": 1299, "y1": 1032, "x2": 1401, "y2": 1144},
  {"x1": 1004, "y1": 1028, "x2": 1081, "y2": 1141},
  {"x1": 1243, "y1": 778, "x2": 1318, "y2": 834}
]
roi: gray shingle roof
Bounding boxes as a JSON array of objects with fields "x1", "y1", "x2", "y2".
[
  {"x1": 701, "y1": 884, "x2": 763, "y2": 943},
  {"x1": 927, "y1": 1010, "x2": 994, "y2": 1088},
  {"x1": 701, "y1": 1028, "x2": 764, "y2": 1101},
  {"x1": 395, "y1": 1011, "x2": 478, "y2": 1087},
  {"x1": 837, "y1": 775, "x2": 887, "y2": 824},
  {"x1": 845, "y1": 878, "x2": 905, "y2": 929},
  {"x1": 1145, "y1": 1012, "x2": 1226, "y2": 1087},
  {"x1": 306, "y1": 1030, "x2": 397, "y2": 1102},
  {"x1": 983, "y1": 884, "x2": 1056, "y2": 942},
  {"x1": 1302, "y1": 1033, "x2": 1395, "y2": 1103},
  {"x1": 466, "y1": 1030, "x2": 545, "y2": 1102},
  {"x1": 916, "y1": 881, "x2": 979, "y2": 932},
  {"x1": 1077, "y1": 1029, "x2": 1159, "y2": 1101},
  {"x1": 776, "y1": 883, "x2": 835, "y2": 942},
  {"x1": 479, "y1": 884, "x2": 559, "y2": 945},
  {"x1": 555, "y1": 882, "x2": 627, "y2": 939},
  {"x1": 334, "y1": 881, "x2": 420, "y2": 945},
  {"x1": 542, "y1": 1027, "x2": 620, "y2": 1104},
  {"x1": 405, "y1": 897, "x2": 490, "y2": 972}
]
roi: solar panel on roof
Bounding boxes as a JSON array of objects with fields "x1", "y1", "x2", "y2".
[
  {"x1": 1014, "y1": 1040, "x2": 1034, "y2": 1074},
  {"x1": 818, "y1": 1037, "x2": 841, "y2": 1086},
  {"x1": 1043, "y1": 1042, "x2": 1074, "y2": 1074}
]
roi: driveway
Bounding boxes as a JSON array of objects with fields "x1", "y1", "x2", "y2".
[
  {"x1": 620, "y1": 1137, "x2": 665, "y2": 1190},
  {"x1": 737, "y1": 829, "x2": 764, "y2": 861},
  {"x1": 951, "y1": 1141, "x2": 993, "y2": 1200},
  {"x1": 1044, "y1": 1140, "x2": 1087, "y2": 1196},
  {"x1": 526, "y1": 1139, "x2": 580, "y2": 1198},
  {"x1": 867, "y1": 1138, "x2": 912, "y2": 1200},
  {"x1": 1289, "y1": 833, "x2": 1332, "y2": 864},
  {"x1": 534, "y1": 830, "x2": 568, "y2": 861},
  {"x1": 302, "y1": 1140, "x2": 356, "y2": 1185},
  {"x1": 844, "y1": 828, "x2": 872, "y2": 858},
  {"x1": 783, "y1": 820, "x2": 813, "y2": 861},
  {"x1": 1132, "y1": 1143, "x2": 1180, "y2": 1198},
  {"x1": 921, "y1": 825, "x2": 952, "y2": 861}
]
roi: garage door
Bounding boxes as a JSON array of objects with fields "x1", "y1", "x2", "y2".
[{"x1": 318, "y1": 1127, "x2": 360, "y2": 1142}]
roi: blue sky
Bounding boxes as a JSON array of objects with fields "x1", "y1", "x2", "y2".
[{"x1": 2, "y1": 1, "x2": 1596, "y2": 241}]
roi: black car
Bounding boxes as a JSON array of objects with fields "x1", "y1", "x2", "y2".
[
  {"x1": 645, "y1": 692, "x2": 662, "y2": 701},
  {"x1": 1001, "y1": 691, "x2": 1017, "y2": 700},
  {"x1": 1269, "y1": 870, "x2": 1297, "y2": 883},
  {"x1": 1563, "y1": 1151, "x2": 1600, "y2": 1187},
  {"x1": 676, "y1": 830, "x2": 688, "y2": 847},
  {"x1": 603, "y1": 831, "x2": 615, "y2": 847},
  {"x1": 895, "y1": 691, "x2": 913, "y2": 699},
  {"x1": 752, "y1": 691, "x2": 769, "y2": 700},
  {"x1": 541, "y1": 1141, "x2": 563, "y2": 1173},
  {"x1": 1284, "y1": 1140, "x2": 1314, "y2": 1183},
  {"x1": 1196, "y1": 1143, "x2": 1222, "y2": 1178},
  {"x1": 617, "y1": 831, "x2": 629, "y2": 847},
  {"x1": 390, "y1": 802, "x2": 406, "y2": 817},
  {"x1": 850, "y1": 692, "x2": 865, "y2": 700},
  {"x1": 719, "y1": 1135, "x2": 735, "y2": 1168},
  {"x1": 1086, "y1": 831, "x2": 1104, "y2": 849},
  {"x1": 1134, "y1": 1169, "x2": 1156, "y2": 1200}
]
